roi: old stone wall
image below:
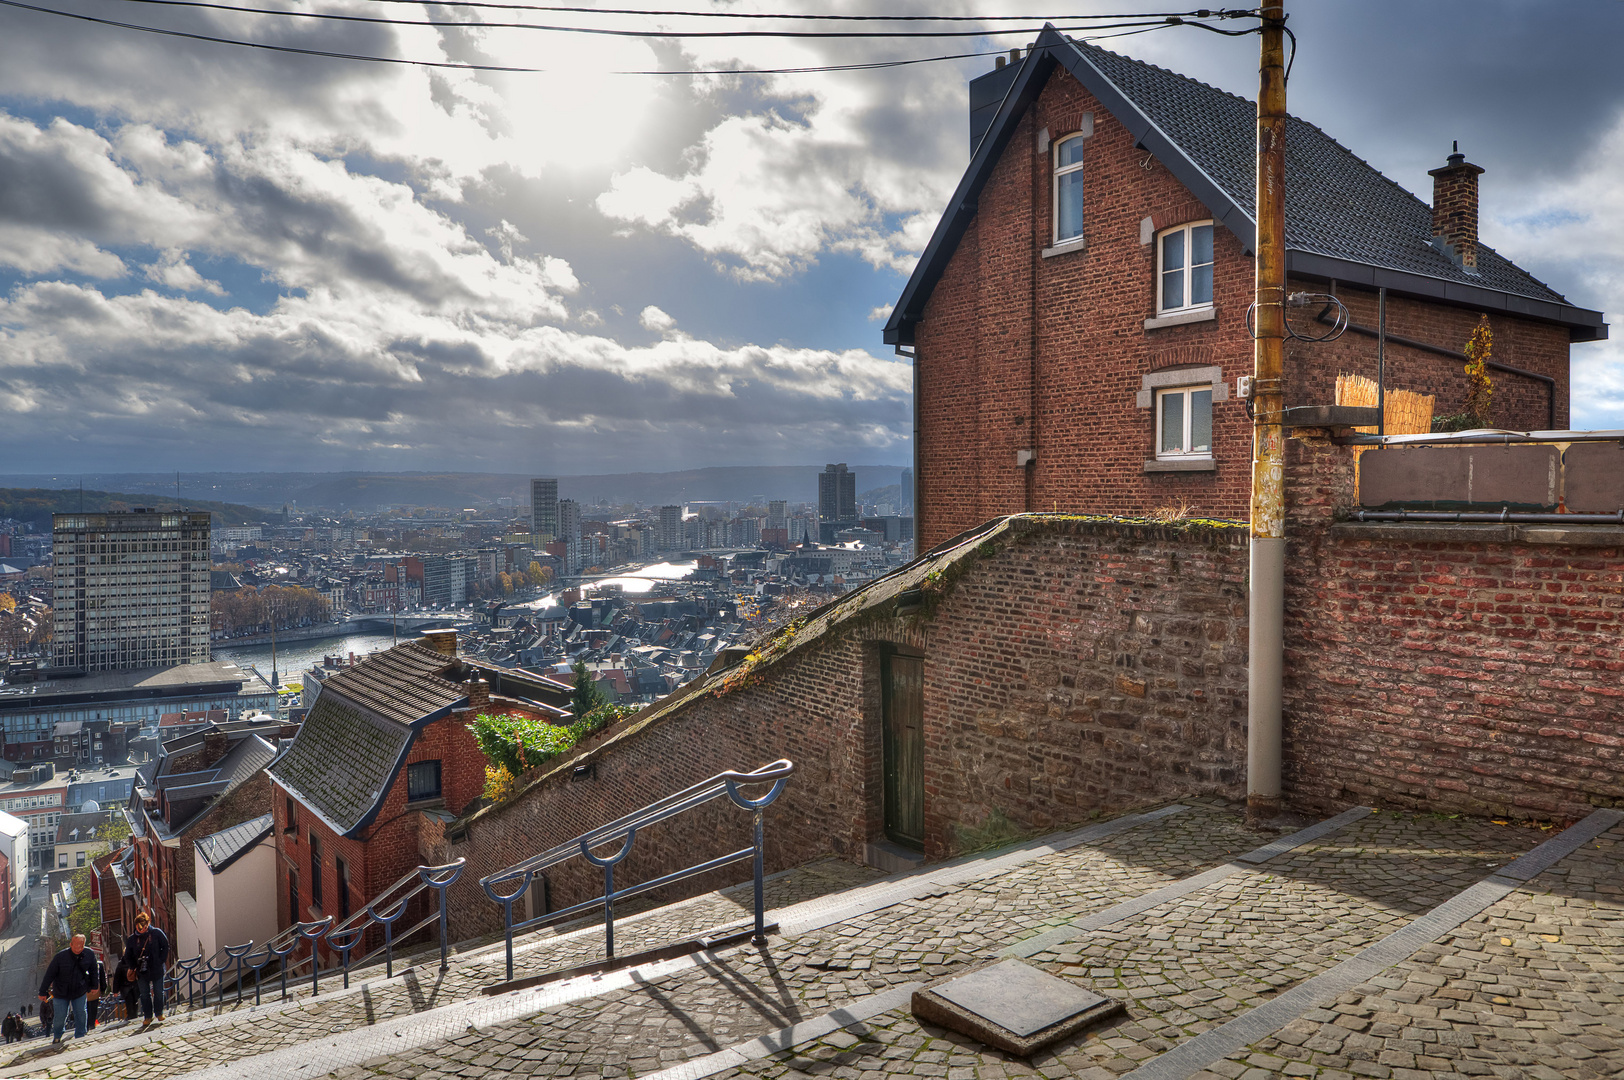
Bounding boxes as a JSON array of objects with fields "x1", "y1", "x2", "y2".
[
  {"x1": 1281, "y1": 434, "x2": 1623, "y2": 822},
  {"x1": 437, "y1": 517, "x2": 1251, "y2": 942}
]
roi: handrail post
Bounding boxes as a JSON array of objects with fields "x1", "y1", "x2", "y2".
[
  {"x1": 299, "y1": 919, "x2": 332, "y2": 997},
  {"x1": 419, "y1": 860, "x2": 466, "y2": 972},
  {"x1": 751, "y1": 807, "x2": 766, "y2": 945},
  {"x1": 580, "y1": 828, "x2": 637, "y2": 962},
  {"x1": 604, "y1": 860, "x2": 616, "y2": 960},
  {"x1": 225, "y1": 942, "x2": 254, "y2": 1006}
]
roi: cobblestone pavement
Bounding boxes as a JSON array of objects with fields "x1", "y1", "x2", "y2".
[
  {"x1": 1, "y1": 857, "x2": 882, "y2": 1080},
  {"x1": 12, "y1": 804, "x2": 1598, "y2": 1080},
  {"x1": 702, "y1": 813, "x2": 1548, "y2": 1080},
  {"x1": 307, "y1": 804, "x2": 1267, "y2": 1080},
  {"x1": 1208, "y1": 819, "x2": 1624, "y2": 1080}
]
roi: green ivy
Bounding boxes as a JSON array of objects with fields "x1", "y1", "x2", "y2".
[{"x1": 467, "y1": 703, "x2": 636, "y2": 779}]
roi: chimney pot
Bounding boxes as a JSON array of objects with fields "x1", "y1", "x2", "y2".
[{"x1": 1428, "y1": 144, "x2": 1485, "y2": 273}]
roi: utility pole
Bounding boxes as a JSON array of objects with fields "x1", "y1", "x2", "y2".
[{"x1": 1248, "y1": 0, "x2": 1287, "y2": 822}]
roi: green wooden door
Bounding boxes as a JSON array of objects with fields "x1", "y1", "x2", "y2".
[{"x1": 882, "y1": 652, "x2": 925, "y2": 849}]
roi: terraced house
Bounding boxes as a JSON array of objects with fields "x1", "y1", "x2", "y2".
[{"x1": 884, "y1": 29, "x2": 1606, "y2": 547}]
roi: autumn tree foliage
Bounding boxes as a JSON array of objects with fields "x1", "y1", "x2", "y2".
[
  {"x1": 1463, "y1": 315, "x2": 1495, "y2": 428},
  {"x1": 211, "y1": 584, "x2": 331, "y2": 635}
]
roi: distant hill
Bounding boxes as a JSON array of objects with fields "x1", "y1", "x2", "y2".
[
  {"x1": 0, "y1": 466, "x2": 912, "y2": 512},
  {"x1": 0, "y1": 489, "x2": 269, "y2": 530}
]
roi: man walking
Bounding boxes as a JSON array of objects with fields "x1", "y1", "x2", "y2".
[
  {"x1": 122, "y1": 912, "x2": 169, "y2": 1028},
  {"x1": 37, "y1": 934, "x2": 96, "y2": 1044}
]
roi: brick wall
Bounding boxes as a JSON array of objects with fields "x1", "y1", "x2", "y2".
[
  {"x1": 273, "y1": 711, "x2": 485, "y2": 956},
  {"x1": 1280, "y1": 433, "x2": 1624, "y2": 822},
  {"x1": 436, "y1": 517, "x2": 1251, "y2": 942},
  {"x1": 914, "y1": 63, "x2": 1571, "y2": 551}
]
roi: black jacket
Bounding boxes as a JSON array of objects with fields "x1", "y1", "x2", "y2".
[
  {"x1": 38, "y1": 947, "x2": 97, "y2": 1001},
  {"x1": 123, "y1": 927, "x2": 169, "y2": 977}
]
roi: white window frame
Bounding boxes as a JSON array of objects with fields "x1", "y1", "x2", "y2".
[
  {"x1": 1052, "y1": 134, "x2": 1086, "y2": 246},
  {"x1": 1154, "y1": 385, "x2": 1214, "y2": 459},
  {"x1": 1156, "y1": 220, "x2": 1216, "y2": 315}
]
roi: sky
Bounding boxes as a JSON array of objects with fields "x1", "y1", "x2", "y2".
[{"x1": 0, "y1": 0, "x2": 1620, "y2": 475}]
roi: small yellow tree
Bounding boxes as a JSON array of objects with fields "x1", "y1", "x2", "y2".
[{"x1": 1463, "y1": 315, "x2": 1494, "y2": 428}]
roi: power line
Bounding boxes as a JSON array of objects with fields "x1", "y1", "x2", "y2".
[
  {"x1": 266, "y1": 0, "x2": 1245, "y2": 20},
  {"x1": 0, "y1": 0, "x2": 1248, "y2": 73},
  {"x1": 66, "y1": 1, "x2": 1230, "y2": 39}
]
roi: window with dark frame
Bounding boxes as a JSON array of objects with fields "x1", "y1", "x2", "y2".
[
  {"x1": 336, "y1": 857, "x2": 351, "y2": 919},
  {"x1": 289, "y1": 869, "x2": 299, "y2": 923},
  {"x1": 406, "y1": 760, "x2": 442, "y2": 802},
  {"x1": 285, "y1": 796, "x2": 297, "y2": 833},
  {"x1": 309, "y1": 830, "x2": 323, "y2": 908}
]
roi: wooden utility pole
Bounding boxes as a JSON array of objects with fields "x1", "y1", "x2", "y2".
[{"x1": 1248, "y1": 1, "x2": 1287, "y2": 821}]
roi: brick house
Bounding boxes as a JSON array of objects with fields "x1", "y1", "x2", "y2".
[
  {"x1": 884, "y1": 29, "x2": 1606, "y2": 549},
  {"x1": 125, "y1": 720, "x2": 283, "y2": 940},
  {"x1": 266, "y1": 631, "x2": 561, "y2": 952}
]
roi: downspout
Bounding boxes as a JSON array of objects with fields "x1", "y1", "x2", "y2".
[{"x1": 1028, "y1": 111, "x2": 1041, "y2": 514}]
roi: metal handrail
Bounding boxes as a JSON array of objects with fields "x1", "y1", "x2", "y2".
[
  {"x1": 161, "y1": 857, "x2": 467, "y2": 1011},
  {"x1": 480, "y1": 758, "x2": 794, "y2": 981}
]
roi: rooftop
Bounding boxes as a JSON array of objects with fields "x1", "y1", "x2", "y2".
[
  {"x1": 195, "y1": 812, "x2": 273, "y2": 873},
  {"x1": 0, "y1": 660, "x2": 274, "y2": 711}
]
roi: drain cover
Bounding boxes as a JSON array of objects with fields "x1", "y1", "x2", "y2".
[{"x1": 912, "y1": 960, "x2": 1122, "y2": 1056}]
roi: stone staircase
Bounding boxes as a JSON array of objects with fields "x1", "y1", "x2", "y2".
[{"x1": 5, "y1": 800, "x2": 1620, "y2": 1080}]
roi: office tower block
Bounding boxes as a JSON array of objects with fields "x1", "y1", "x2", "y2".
[
  {"x1": 51, "y1": 510, "x2": 212, "y2": 673},
  {"x1": 557, "y1": 499, "x2": 582, "y2": 574},
  {"x1": 817, "y1": 463, "x2": 858, "y2": 543},
  {"x1": 530, "y1": 478, "x2": 559, "y2": 540},
  {"x1": 658, "y1": 506, "x2": 683, "y2": 552}
]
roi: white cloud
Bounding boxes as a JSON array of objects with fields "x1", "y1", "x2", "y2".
[
  {"x1": 639, "y1": 305, "x2": 677, "y2": 334},
  {"x1": 143, "y1": 249, "x2": 226, "y2": 295}
]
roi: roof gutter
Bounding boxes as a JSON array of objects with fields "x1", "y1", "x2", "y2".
[{"x1": 1291, "y1": 251, "x2": 1606, "y2": 342}]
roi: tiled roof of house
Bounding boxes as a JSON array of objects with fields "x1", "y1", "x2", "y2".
[
  {"x1": 883, "y1": 27, "x2": 1606, "y2": 346},
  {"x1": 196, "y1": 813, "x2": 273, "y2": 873},
  {"x1": 147, "y1": 731, "x2": 277, "y2": 838},
  {"x1": 1074, "y1": 43, "x2": 1565, "y2": 304},
  {"x1": 318, "y1": 642, "x2": 464, "y2": 727},
  {"x1": 266, "y1": 642, "x2": 468, "y2": 837}
]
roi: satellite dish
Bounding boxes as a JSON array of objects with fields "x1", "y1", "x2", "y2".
[{"x1": 80, "y1": 800, "x2": 100, "y2": 813}]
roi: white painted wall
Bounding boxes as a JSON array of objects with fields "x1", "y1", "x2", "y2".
[
  {"x1": 175, "y1": 890, "x2": 201, "y2": 962},
  {"x1": 0, "y1": 812, "x2": 25, "y2": 910},
  {"x1": 192, "y1": 836, "x2": 277, "y2": 959}
]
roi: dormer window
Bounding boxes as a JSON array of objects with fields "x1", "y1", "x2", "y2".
[
  {"x1": 1157, "y1": 222, "x2": 1214, "y2": 313},
  {"x1": 1053, "y1": 134, "x2": 1086, "y2": 244}
]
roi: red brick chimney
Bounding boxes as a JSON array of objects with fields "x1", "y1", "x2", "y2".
[
  {"x1": 465, "y1": 673, "x2": 490, "y2": 713},
  {"x1": 1428, "y1": 142, "x2": 1485, "y2": 272}
]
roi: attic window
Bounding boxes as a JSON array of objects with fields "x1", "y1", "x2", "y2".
[
  {"x1": 1053, "y1": 134, "x2": 1086, "y2": 244},
  {"x1": 1157, "y1": 221, "x2": 1214, "y2": 314}
]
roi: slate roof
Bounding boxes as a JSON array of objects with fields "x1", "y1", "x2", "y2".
[
  {"x1": 195, "y1": 813, "x2": 273, "y2": 873},
  {"x1": 884, "y1": 27, "x2": 1606, "y2": 346},
  {"x1": 141, "y1": 731, "x2": 278, "y2": 839},
  {"x1": 266, "y1": 642, "x2": 468, "y2": 837},
  {"x1": 318, "y1": 643, "x2": 465, "y2": 727}
]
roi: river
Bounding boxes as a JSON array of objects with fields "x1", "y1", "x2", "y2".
[
  {"x1": 212, "y1": 631, "x2": 399, "y2": 686},
  {"x1": 508, "y1": 560, "x2": 700, "y2": 611}
]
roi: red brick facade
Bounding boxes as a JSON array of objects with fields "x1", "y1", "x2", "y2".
[
  {"x1": 912, "y1": 66, "x2": 1572, "y2": 550},
  {"x1": 272, "y1": 710, "x2": 487, "y2": 952}
]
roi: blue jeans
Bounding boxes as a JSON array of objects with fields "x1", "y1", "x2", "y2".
[
  {"x1": 50, "y1": 995, "x2": 86, "y2": 1040},
  {"x1": 137, "y1": 974, "x2": 165, "y2": 1021}
]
